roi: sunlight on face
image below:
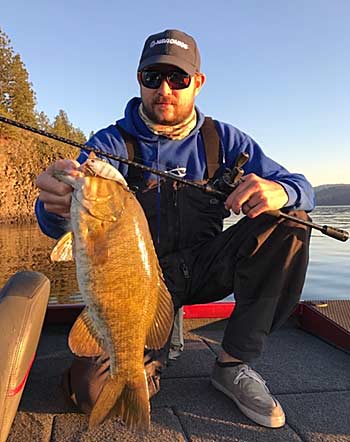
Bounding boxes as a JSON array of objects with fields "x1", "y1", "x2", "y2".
[{"x1": 138, "y1": 65, "x2": 205, "y2": 125}]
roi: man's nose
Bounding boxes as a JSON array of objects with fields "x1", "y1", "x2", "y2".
[{"x1": 157, "y1": 78, "x2": 172, "y2": 94}]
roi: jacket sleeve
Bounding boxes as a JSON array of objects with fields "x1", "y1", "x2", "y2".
[
  {"x1": 35, "y1": 199, "x2": 68, "y2": 239},
  {"x1": 218, "y1": 123, "x2": 315, "y2": 212}
]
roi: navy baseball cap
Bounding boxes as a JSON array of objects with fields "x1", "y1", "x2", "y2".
[{"x1": 138, "y1": 29, "x2": 201, "y2": 75}]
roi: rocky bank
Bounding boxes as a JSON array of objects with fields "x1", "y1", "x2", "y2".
[{"x1": 0, "y1": 134, "x2": 78, "y2": 223}]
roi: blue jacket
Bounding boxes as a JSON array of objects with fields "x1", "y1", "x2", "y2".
[{"x1": 35, "y1": 97, "x2": 315, "y2": 239}]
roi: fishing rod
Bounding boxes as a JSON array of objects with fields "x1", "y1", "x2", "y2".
[
  {"x1": 0, "y1": 115, "x2": 219, "y2": 195},
  {"x1": 1, "y1": 115, "x2": 349, "y2": 242}
]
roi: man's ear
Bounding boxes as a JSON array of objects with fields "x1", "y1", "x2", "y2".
[{"x1": 194, "y1": 72, "x2": 206, "y2": 96}]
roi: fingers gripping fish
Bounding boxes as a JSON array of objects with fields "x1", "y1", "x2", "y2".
[{"x1": 50, "y1": 155, "x2": 174, "y2": 431}]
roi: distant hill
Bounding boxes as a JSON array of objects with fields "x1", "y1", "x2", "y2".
[{"x1": 314, "y1": 184, "x2": 350, "y2": 206}]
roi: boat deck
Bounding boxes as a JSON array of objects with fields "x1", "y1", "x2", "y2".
[{"x1": 7, "y1": 312, "x2": 350, "y2": 442}]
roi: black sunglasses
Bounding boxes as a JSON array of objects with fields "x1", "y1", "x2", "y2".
[{"x1": 139, "y1": 70, "x2": 192, "y2": 90}]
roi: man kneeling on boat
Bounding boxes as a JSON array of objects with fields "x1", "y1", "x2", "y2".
[{"x1": 35, "y1": 29, "x2": 315, "y2": 429}]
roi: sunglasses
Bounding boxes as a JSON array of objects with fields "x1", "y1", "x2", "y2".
[{"x1": 139, "y1": 70, "x2": 192, "y2": 90}]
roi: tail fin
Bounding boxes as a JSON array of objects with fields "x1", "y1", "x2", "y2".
[
  {"x1": 89, "y1": 377, "x2": 124, "y2": 429},
  {"x1": 89, "y1": 372, "x2": 150, "y2": 432},
  {"x1": 114, "y1": 372, "x2": 150, "y2": 432}
]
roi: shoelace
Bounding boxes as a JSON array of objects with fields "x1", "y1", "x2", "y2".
[{"x1": 233, "y1": 366, "x2": 270, "y2": 392}]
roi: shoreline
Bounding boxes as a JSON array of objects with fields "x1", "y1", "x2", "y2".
[{"x1": 1, "y1": 204, "x2": 349, "y2": 225}]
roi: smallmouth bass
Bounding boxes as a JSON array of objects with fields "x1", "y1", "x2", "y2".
[{"x1": 51, "y1": 158, "x2": 174, "y2": 431}]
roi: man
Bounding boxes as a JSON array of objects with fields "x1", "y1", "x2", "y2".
[{"x1": 35, "y1": 29, "x2": 314, "y2": 429}]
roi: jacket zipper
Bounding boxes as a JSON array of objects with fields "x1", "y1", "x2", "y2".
[
  {"x1": 180, "y1": 259, "x2": 190, "y2": 279},
  {"x1": 173, "y1": 184, "x2": 181, "y2": 250}
]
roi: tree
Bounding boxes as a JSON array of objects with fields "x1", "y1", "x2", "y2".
[
  {"x1": 52, "y1": 109, "x2": 73, "y2": 138},
  {"x1": 36, "y1": 111, "x2": 52, "y2": 132},
  {"x1": 0, "y1": 29, "x2": 13, "y2": 112},
  {"x1": 8, "y1": 54, "x2": 37, "y2": 125},
  {"x1": 71, "y1": 126, "x2": 87, "y2": 144},
  {"x1": 52, "y1": 109, "x2": 86, "y2": 144},
  {"x1": 0, "y1": 28, "x2": 36, "y2": 125}
]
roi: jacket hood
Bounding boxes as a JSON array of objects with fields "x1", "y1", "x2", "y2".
[{"x1": 116, "y1": 97, "x2": 206, "y2": 142}]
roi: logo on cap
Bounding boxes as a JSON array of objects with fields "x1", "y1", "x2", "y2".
[{"x1": 150, "y1": 38, "x2": 189, "y2": 50}]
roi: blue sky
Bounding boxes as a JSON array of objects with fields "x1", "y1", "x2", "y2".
[{"x1": 1, "y1": 0, "x2": 349, "y2": 186}]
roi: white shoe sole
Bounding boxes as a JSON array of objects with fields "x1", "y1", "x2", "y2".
[{"x1": 211, "y1": 377, "x2": 285, "y2": 429}]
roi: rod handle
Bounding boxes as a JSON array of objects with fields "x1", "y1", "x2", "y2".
[
  {"x1": 321, "y1": 225, "x2": 349, "y2": 242},
  {"x1": 268, "y1": 210, "x2": 349, "y2": 242}
]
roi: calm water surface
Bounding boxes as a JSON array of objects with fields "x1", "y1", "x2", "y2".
[
  {"x1": 301, "y1": 206, "x2": 350, "y2": 300},
  {"x1": 0, "y1": 206, "x2": 349, "y2": 303}
]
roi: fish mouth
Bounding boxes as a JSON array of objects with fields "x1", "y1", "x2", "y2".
[
  {"x1": 70, "y1": 190, "x2": 120, "y2": 223},
  {"x1": 53, "y1": 169, "x2": 71, "y2": 182},
  {"x1": 81, "y1": 163, "x2": 96, "y2": 176},
  {"x1": 53, "y1": 170, "x2": 84, "y2": 188}
]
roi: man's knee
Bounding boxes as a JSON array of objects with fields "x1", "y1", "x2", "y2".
[
  {"x1": 279, "y1": 210, "x2": 312, "y2": 244},
  {"x1": 61, "y1": 349, "x2": 168, "y2": 414}
]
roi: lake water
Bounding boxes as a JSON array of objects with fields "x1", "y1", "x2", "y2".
[
  {"x1": 300, "y1": 206, "x2": 350, "y2": 300},
  {"x1": 0, "y1": 206, "x2": 349, "y2": 303}
]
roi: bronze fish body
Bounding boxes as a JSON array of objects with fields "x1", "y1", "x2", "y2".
[{"x1": 51, "y1": 161, "x2": 174, "y2": 431}]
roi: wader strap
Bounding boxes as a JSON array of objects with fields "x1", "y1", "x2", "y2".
[
  {"x1": 115, "y1": 123, "x2": 143, "y2": 182},
  {"x1": 201, "y1": 117, "x2": 221, "y2": 179},
  {"x1": 116, "y1": 116, "x2": 221, "y2": 181},
  {"x1": 115, "y1": 123, "x2": 135, "y2": 161}
]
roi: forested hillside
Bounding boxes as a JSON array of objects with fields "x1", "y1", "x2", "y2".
[
  {"x1": 0, "y1": 28, "x2": 84, "y2": 223},
  {"x1": 314, "y1": 184, "x2": 350, "y2": 206}
]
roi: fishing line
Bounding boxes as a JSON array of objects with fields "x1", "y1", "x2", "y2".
[{"x1": 0, "y1": 114, "x2": 349, "y2": 242}]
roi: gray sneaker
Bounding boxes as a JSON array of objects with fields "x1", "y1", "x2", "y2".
[{"x1": 211, "y1": 361, "x2": 285, "y2": 428}]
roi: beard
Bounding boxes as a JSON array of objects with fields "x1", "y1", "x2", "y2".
[{"x1": 141, "y1": 95, "x2": 195, "y2": 126}]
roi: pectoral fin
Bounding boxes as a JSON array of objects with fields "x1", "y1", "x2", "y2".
[
  {"x1": 69, "y1": 308, "x2": 105, "y2": 357},
  {"x1": 145, "y1": 269, "x2": 174, "y2": 350},
  {"x1": 50, "y1": 231, "x2": 74, "y2": 262}
]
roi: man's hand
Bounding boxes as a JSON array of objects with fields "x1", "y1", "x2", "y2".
[
  {"x1": 35, "y1": 159, "x2": 81, "y2": 218},
  {"x1": 225, "y1": 173, "x2": 289, "y2": 218}
]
